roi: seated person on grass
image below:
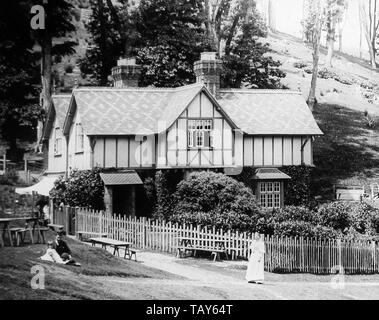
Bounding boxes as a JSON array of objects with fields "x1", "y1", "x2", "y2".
[{"x1": 51, "y1": 232, "x2": 81, "y2": 266}]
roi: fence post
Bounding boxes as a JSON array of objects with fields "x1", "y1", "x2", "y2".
[
  {"x1": 372, "y1": 241, "x2": 376, "y2": 273},
  {"x1": 337, "y1": 238, "x2": 343, "y2": 274},
  {"x1": 65, "y1": 206, "x2": 70, "y2": 234},
  {"x1": 99, "y1": 211, "x2": 102, "y2": 234}
]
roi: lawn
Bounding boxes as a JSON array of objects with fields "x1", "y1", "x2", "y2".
[
  {"x1": 0, "y1": 230, "x2": 177, "y2": 300},
  {"x1": 312, "y1": 103, "x2": 379, "y2": 198}
]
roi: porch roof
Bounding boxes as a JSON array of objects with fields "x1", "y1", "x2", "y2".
[
  {"x1": 252, "y1": 168, "x2": 291, "y2": 180},
  {"x1": 100, "y1": 171, "x2": 143, "y2": 186}
]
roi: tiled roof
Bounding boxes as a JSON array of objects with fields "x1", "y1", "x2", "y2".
[
  {"x1": 218, "y1": 90, "x2": 323, "y2": 135},
  {"x1": 65, "y1": 86, "x2": 322, "y2": 136},
  {"x1": 72, "y1": 84, "x2": 203, "y2": 135},
  {"x1": 252, "y1": 168, "x2": 291, "y2": 180},
  {"x1": 52, "y1": 95, "x2": 71, "y2": 127},
  {"x1": 100, "y1": 171, "x2": 143, "y2": 185}
]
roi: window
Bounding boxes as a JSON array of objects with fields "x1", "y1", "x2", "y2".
[
  {"x1": 54, "y1": 127, "x2": 62, "y2": 156},
  {"x1": 259, "y1": 181, "x2": 281, "y2": 208},
  {"x1": 75, "y1": 123, "x2": 84, "y2": 153},
  {"x1": 188, "y1": 119, "x2": 213, "y2": 148}
]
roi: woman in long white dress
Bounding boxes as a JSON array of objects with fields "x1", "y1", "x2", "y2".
[{"x1": 246, "y1": 236, "x2": 265, "y2": 284}]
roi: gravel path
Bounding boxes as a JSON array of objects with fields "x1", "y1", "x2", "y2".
[{"x1": 95, "y1": 247, "x2": 379, "y2": 300}]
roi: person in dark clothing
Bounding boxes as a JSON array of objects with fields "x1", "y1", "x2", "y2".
[{"x1": 53, "y1": 232, "x2": 71, "y2": 257}]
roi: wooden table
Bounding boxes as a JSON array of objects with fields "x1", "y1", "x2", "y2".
[
  {"x1": 90, "y1": 237, "x2": 132, "y2": 258},
  {"x1": 0, "y1": 217, "x2": 43, "y2": 247}
]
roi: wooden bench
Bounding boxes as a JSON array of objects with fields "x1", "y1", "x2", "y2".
[
  {"x1": 48, "y1": 224, "x2": 64, "y2": 232},
  {"x1": 124, "y1": 247, "x2": 139, "y2": 261},
  {"x1": 176, "y1": 246, "x2": 228, "y2": 261},
  {"x1": 77, "y1": 231, "x2": 107, "y2": 242},
  {"x1": 89, "y1": 237, "x2": 132, "y2": 258}
]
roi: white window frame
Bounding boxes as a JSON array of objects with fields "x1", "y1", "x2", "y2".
[
  {"x1": 188, "y1": 119, "x2": 213, "y2": 148},
  {"x1": 54, "y1": 127, "x2": 62, "y2": 156},
  {"x1": 75, "y1": 123, "x2": 84, "y2": 153},
  {"x1": 259, "y1": 181, "x2": 281, "y2": 208}
]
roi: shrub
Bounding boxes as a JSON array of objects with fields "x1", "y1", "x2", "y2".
[
  {"x1": 272, "y1": 220, "x2": 339, "y2": 238},
  {"x1": 50, "y1": 168, "x2": 104, "y2": 210},
  {"x1": 293, "y1": 61, "x2": 308, "y2": 69},
  {"x1": 315, "y1": 202, "x2": 352, "y2": 232},
  {"x1": 281, "y1": 165, "x2": 314, "y2": 206},
  {"x1": 173, "y1": 171, "x2": 260, "y2": 217},
  {"x1": 0, "y1": 169, "x2": 19, "y2": 186},
  {"x1": 154, "y1": 171, "x2": 173, "y2": 220}
]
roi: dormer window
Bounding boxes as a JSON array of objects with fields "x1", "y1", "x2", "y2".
[
  {"x1": 188, "y1": 119, "x2": 213, "y2": 148},
  {"x1": 54, "y1": 127, "x2": 62, "y2": 156},
  {"x1": 75, "y1": 123, "x2": 84, "y2": 153}
]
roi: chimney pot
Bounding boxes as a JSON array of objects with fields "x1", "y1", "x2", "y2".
[
  {"x1": 194, "y1": 52, "x2": 222, "y2": 99},
  {"x1": 112, "y1": 57, "x2": 141, "y2": 88}
]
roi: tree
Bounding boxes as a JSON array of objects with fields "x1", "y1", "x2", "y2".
[
  {"x1": 31, "y1": 0, "x2": 77, "y2": 117},
  {"x1": 135, "y1": 0, "x2": 210, "y2": 87},
  {"x1": 221, "y1": 5, "x2": 285, "y2": 89},
  {"x1": 80, "y1": 0, "x2": 135, "y2": 85},
  {"x1": 359, "y1": 0, "x2": 379, "y2": 69},
  {"x1": 0, "y1": 1, "x2": 42, "y2": 159},
  {"x1": 306, "y1": 0, "x2": 326, "y2": 111},
  {"x1": 325, "y1": 0, "x2": 348, "y2": 67}
]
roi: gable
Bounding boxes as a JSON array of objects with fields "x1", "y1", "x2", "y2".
[{"x1": 42, "y1": 95, "x2": 71, "y2": 142}]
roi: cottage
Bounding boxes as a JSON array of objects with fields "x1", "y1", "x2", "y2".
[{"x1": 41, "y1": 52, "x2": 322, "y2": 215}]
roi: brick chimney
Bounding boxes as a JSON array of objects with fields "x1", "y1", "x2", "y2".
[
  {"x1": 194, "y1": 52, "x2": 222, "y2": 99},
  {"x1": 111, "y1": 58, "x2": 141, "y2": 88}
]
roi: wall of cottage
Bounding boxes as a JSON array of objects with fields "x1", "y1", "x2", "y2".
[
  {"x1": 47, "y1": 118, "x2": 67, "y2": 174},
  {"x1": 67, "y1": 112, "x2": 92, "y2": 171}
]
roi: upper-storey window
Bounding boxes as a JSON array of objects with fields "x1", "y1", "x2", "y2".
[
  {"x1": 54, "y1": 127, "x2": 62, "y2": 156},
  {"x1": 75, "y1": 123, "x2": 84, "y2": 153},
  {"x1": 188, "y1": 119, "x2": 213, "y2": 148}
]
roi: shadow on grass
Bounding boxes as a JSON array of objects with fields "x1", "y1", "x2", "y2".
[{"x1": 313, "y1": 103, "x2": 379, "y2": 197}]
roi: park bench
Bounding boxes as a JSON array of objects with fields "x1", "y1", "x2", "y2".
[
  {"x1": 124, "y1": 247, "x2": 140, "y2": 261},
  {"x1": 176, "y1": 238, "x2": 229, "y2": 261},
  {"x1": 48, "y1": 224, "x2": 64, "y2": 232},
  {"x1": 89, "y1": 237, "x2": 132, "y2": 259},
  {"x1": 77, "y1": 231, "x2": 108, "y2": 242}
]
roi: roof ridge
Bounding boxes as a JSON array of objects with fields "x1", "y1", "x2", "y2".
[{"x1": 219, "y1": 89, "x2": 302, "y2": 95}]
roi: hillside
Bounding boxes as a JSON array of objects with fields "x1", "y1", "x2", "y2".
[{"x1": 265, "y1": 31, "x2": 379, "y2": 197}]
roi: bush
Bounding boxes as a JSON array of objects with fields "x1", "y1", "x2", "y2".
[
  {"x1": 154, "y1": 171, "x2": 173, "y2": 220},
  {"x1": 316, "y1": 202, "x2": 352, "y2": 232},
  {"x1": 173, "y1": 171, "x2": 260, "y2": 217},
  {"x1": 0, "y1": 169, "x2": 19, "y2": 186},
  {"x1": 293, "y1": 61, "x2": 308, "y2": 69},
  {"x1": 281, "y1": 165, "x2": 314, "y2": 206},
  {"x1": 272, "y1": 220, "x2": 339, "y2": 238},
  {"x1": 50, "y1": 168, "x2": 104, "y2": 210}
]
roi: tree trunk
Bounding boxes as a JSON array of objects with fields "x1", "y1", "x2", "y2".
[
  {"x1": 326, "y1": 18, "x2": 336, "y2": 67},
  {"x1": 359, "y1": 0, "x2": 377, "y2": 69},
  {"x1": 307, "y1": 7, "x2": 323, "y2": 112}
]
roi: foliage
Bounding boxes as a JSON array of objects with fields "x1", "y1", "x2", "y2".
[
  {"x1": 172, "y1": 171, "x2": 260, "y2": 217},
  {"x1": 135, "y1": 0, "x2": 210, "y2": 87},
  {"x1": 0, "y1": 0, "x2": 43, "y2": 159},
  {"x1": 154, "y1": 171, "x2": 173, "y2": 220},
  {"x1": 315, "y1": 202, "x2": 352, "y2": 231},
  {"x1": 281, "y1": 165, "x2": 314, "y2": 206},
  {"x1": 0, "y1": 170, "x2": 20, "y2": 186},
  {"x1": 79, "y1": 0, "x2": 126, "y2": 85},
  {"x1": 50, "y1": 168, "x2": 104, "y2": 210},
  {"x1": 221, "y1": 8, "x2": 285, "y2": 89}
]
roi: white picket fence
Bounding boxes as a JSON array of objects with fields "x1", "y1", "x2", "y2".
[{"x1": 75, "y1": 208, "x2": 379, "y2": 274}]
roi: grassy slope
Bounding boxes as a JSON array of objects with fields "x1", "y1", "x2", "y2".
[
  {"x1": 0, "y1": 231, "x2": 176, "y2": 300},
  {"x1": 265, "y1": 32, "x2": 379, "y2": 196}
]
